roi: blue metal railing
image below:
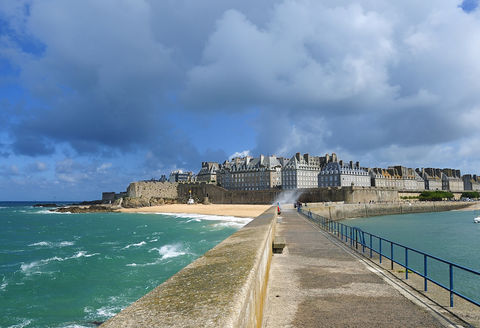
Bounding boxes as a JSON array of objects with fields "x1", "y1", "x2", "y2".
[{"x1": 298, "y1": 208, "x2": 480, "y2": 308}]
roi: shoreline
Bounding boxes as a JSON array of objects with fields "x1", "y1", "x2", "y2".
[{"x1": 117, "y1": 204, "x2": 272, "y2": 218}]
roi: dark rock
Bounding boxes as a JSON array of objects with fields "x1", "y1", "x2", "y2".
[
  {"x1": 52, "y1": 205, "x2": 115, "y2": 213},
  {"x1": 33, "y1": 203, "x2": 58, "y2": 207}
]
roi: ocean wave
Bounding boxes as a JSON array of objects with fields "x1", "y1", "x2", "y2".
[
  {"x1": 34, "y1": 209, "x2": 71, "y2": 215},
  {"x1": 1, "y1": 276, "x2": 7, "y2": 292},
  {"x1": 61, "y1": 325, "x2": 91, "y2": 328},
  {"x1": 156, "y1": 212, "x2": 253, "y2": 227},
  {"x1": 95, "y1": 305, "x2": 122, "y2": 318},
  {"x1": 70, "y1": 251, "x2": 99, "y2": 259},
  {"x1": 211, "y1": 221, "x2": 246, "y2": 229},
  {"x1": 122, "y1": 241, "x2": 146, "y2": 249},
  {"x1": 150, "y1": 244, "x2": 187, "y2": 259},
  {"x1": 20, "y1": 252, "x2": 99, "y2": 274},
  {"x1": 149, "y1": 238, "x2": 158, "y2": 243},
  {"x1": 28, "y1": 241, "x2": 75, "y2": 248},
  {"x1": 8, "y1": 319, "x2": 32, "y2": 328},
  {"x1": 126, "y1": 244, "x2": 189, "y2": 267}
]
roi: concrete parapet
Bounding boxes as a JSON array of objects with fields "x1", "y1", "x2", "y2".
[
  {"x1": 309, "y1": 201, "x2": 471, "y2": 220},
  {"x1": 101, "y1": 206, "x2": 277, "y2": 328}
]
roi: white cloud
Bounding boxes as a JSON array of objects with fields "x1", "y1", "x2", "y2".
[{"x1": 229, "y1": 150, "x2": 251, "y2": 159}]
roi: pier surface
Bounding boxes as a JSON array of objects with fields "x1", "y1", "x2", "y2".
[{"x1": 262, "y1": 210, "x2": 449, "y2": 327}]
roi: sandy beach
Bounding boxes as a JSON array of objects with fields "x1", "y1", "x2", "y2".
[{"x1": 118, "y1": 204, "x2": 272, "y2": 218}]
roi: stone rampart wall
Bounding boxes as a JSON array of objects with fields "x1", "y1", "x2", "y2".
[
  {"x1": 101, "y1": 207, "x2": 277, "y2": 328},
  {"x1": 177, "y1": 184, "x2": 398, "y2": 205},
  {"x1": 126, "y1": 181, "x2": 178, "y2": 199}
]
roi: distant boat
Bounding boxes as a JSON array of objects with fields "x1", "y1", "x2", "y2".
[{"x1": 474, "y1": 217, "x2": 480, "y2": 223}]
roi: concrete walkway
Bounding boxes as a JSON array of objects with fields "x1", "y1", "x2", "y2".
[{"x1": 262, "y1": 210, "x2": 451, "y2": 328}]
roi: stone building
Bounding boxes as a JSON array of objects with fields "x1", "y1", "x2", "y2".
[
  {"x1": 463, "y1": 174, "x2": 480, "y2": 191},
  {"x1": 369, "y1": 168, "x2": 399, "y2": 188},
  {"x1": 282, "y1": 153, "x2": 328, "y2": 189},
  {"x1": 416, "y1": 168, "x2": 442, "y2": 190},
  {"x1": 196, "y1": 162, "x2": 220, "y2": 183},
  {"x1": 217, "y1": 155, "x2": 284, "y2": 190},
  {"x1": 169, "y1": 170, "x2": 193, "y2": 183},
  {"x1": 388, "y1": 166, "x2": 425, "y2": 191},
  {"x1": 318, "y1": 160, "x2": 370, "y2": 187},
  {"x1": 441, "y1": 169, "x2": 463, "y2": 192}
]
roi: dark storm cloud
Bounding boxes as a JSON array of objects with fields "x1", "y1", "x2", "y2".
[{"x1": 1, "y1": 0, "x2": 480, "y2": 173}]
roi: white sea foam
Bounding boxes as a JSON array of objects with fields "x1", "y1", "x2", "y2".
[
  {"x1": 20, "y1": 252, "x2": 99, "y2": 274},
  {"x1": 1, "y1": 276, "x2": 7, "y2": 291},
  {"x1": 61, "y1": 325, "x2": 91, "y2": 328},
  {"x1": 70, "y1": 251, "x2": 99, "y2": 259},
  {"x1": 21, "y1": 256, "x2": 64, "y2": 273},
  {"x1": 122, "y1": 241, "x2": 147, "y2": 249},
  {"x1": 8, "y1": 319, "x2": 32, "y2": 328},
  {"x1": 34, "y1": 209, "x2": 71, "y2": 215},
  {"x1": 150, "y1": 244, "x2": 187, "y2": 260},
  {"x1": 96, "y1": 305, "x2": 122, "y2": 318},
  {"x1": 149, "y1": 238, "x2": 158, "y2": 243},
  {"x1": 28, "y1": 241, "x2": 75, "y2": 248},
  {"x1": 157, "y1": 212, "x2": 252, "y2": 228}
]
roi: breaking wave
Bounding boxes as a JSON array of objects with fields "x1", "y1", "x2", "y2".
[
  {"x1": 122, "y1": 241, "x2": 147, "y2": 249},
  {"x1": 20, "y1": 252, "x2": 99, "y2": 274},
  {"x1": 126, "y1": 243, "x2": 189, "y2": 267},
  {"x1": 28, "y1": 241, "x2": 75, "y2": 248},
  {"x1": 157, "y1": 212, "x2": 252, "y2": 228}
]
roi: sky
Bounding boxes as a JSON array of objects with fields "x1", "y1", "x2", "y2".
[{"x1": 1, "y1": 0, "x2": 480, "y2": 200}]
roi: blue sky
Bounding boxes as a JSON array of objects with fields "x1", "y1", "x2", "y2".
[{"x1": 1, "y1": 0, "x2": 480, "y2": 200}]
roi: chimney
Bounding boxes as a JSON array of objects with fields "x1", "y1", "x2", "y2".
[
  {"x1": 339, "y1": 160, "x2": 343, "y2": 167},
  {"x1": 349, "y1": 160, "x2": 353, "y2": 168},
  {"x1": 332, "y1": 153, "x2": 337, "y2": 162},
  {"x1": 355, "y1": 161, "x2": 359, "y2": 169},
  {"x1": 295, "y1": 152, "x2": 301, "y2": 161},
  {"x1": 325, "y1": 153, "x2": 330, "y2": 163},
  {"x1": 303, "y1": 153, "x2": 310, "y2": 162}
]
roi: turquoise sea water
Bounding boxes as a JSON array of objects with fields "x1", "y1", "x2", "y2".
[
  {"x1": 0, "y1": 202, "x2": 251, "y2": 328},
  {"x1": 342, "y1": 210, "x2": 480, "y2": 303}
]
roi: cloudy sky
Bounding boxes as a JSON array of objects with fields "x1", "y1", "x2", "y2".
[{"x1": 1, "y1": 0, "x2": 479, "y2": 200}]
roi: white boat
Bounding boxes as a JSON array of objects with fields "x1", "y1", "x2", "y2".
[{"x1": 474, "y1": 217, "x2": 480, "y2": 223}]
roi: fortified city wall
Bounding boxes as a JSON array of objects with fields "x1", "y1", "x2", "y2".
[
  {"x1": 119, "y1": 181, "x2": 399, "y2": 205},
  {"x1": 177, "y1": 183, "x2": 398, "y2": 204},
  {"x1": 126, "y1": 181, "x2": 178, "y2": 199}
]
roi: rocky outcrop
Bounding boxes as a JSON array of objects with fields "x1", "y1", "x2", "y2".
[
  {"x1": 53, "y1": 205, "x2": 115, "y2": 213},
  {"x1": 121, "y1": 197, "x2": 151, "y2": 208},
  {"x1": 33, "y1": 203, "x2": 59, "y2": 207}
]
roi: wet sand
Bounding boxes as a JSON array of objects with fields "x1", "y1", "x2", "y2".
[{"x1": 118, "y1": 204, "x2": 272, "y2": 218}]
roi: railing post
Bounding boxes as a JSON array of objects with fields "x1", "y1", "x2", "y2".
[
  {"x1": 379, "y1": 238, "x2": 382, "y2": 264},
  {"x1": 449, "y1": 264, "x2": 454, "y2": 307},
  {"x1": 362, "y1": 231, "x2": 365, "y2": 253},
  {"x1": 355, "y1": 229, "x2": 358, "y2": 249},
  {"x1": 391, "y1": 243, "x2": 394, "y2": 270},
  {"x1": 405, "y1": 248, "x2": 408, "y2": 279},
  {"x1": 369, "y1": 235, "x2": 372, "y2": 258},
  {"x1": 424, "y1": 254, "x2": 427, "y2": 291}
]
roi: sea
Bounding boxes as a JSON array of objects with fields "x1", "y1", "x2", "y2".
[
  {"x1": 0, "y1": 202, "x2": 252, "y2": 328},
  {"x1": 341, "y1": 210, "x2": 480, "y2": 304}
]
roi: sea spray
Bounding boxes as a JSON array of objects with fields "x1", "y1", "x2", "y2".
[{"x1": 273, "y1": 190, "x2": 303, "y2": 206}]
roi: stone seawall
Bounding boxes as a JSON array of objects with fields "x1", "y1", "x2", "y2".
[
  {"x1": 126, "y1": 181, "x2": 178, "y2": 199},
  {"x1": 101, "y1": 207, "x2": 277, "y2": 328},
  {"x1": 177, "y1": 183, "x2": 398, "y2": 205},
  {"x1": 309, "y1": 202, "x2": 471, "y2": 221}
]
